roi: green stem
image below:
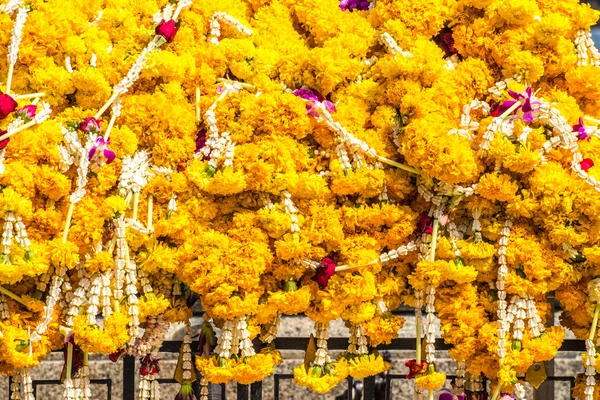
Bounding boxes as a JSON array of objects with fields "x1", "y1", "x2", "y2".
[
  {"x1": 147, "y1": 194, "x2": 153, "y2": 231},
  {"x1": 66, "y1": 342, "x2": 73, "y2": 379},
  {"x1": 416, "y1": 309, "x2": 422, "y2": 364},
  {"x1": 0, "y1": 285, "x2": 27, "y2": 307},
  {"x1": 429, "y1": 219, "x2": 439, "y2": 262},
  {"x1": 62, "y1": 202, "x2": 75, "y2": 244},
  {"x1": 132, "y1": 192, "x2": 140, "y2": 221},
  {"x1": 490, "y1": 382, "x2": 502, "y2": 400},
  {"x1": 428, "y1": 390, "x2": 434, "y2": 400},
  {"x1": 376, "y1": 155, "x2": 421, "y2": 175},
  {"x1": 590, "y1": 303, "x2": 600, "y2": 341}
]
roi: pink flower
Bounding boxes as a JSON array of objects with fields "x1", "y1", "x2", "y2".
[
  {"x1": 581, "y1": 158, "x2": 594, "y2": 172},
  {"x1": 17, "y1": 105, "x2": 36, "y2": 120},
  {"x1": 0, "y1": 93, "x2": 18, "y2": 120},
  {"x1": 0, "y1": 130, "x2": 8, "y2": 150},
  {"x1": 313, "y1": 256, "x2": 336, "y2": 289},
  {"x1": 88, "y1": 137, "x2": 116, "y2": 164},
  {"x1": 293, "y1": 88, "x2": 336, "y2": 117},
  {"x1": 155, "y1": 20, "x2": 179, "y2": 43},
  {"x1": 79, "y1": 117, "x2": 102, "y2": 133},
  {"x1": 417, "y1": 214, "x2": 433, "y2": 234},
  {"x1": 573, "y1": 117, "x2": 590, "y2": 141}
]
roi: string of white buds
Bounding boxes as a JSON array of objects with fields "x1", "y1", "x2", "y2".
[
  {"x1": 113, "y1": 218, "x2": 127, "y2": 302},
  {"x1": 36, "y1": 265, "x2": 53, "y2": 294},
  {"x1": 455, "y1": 361, "x2": 466, "y2": 390},
  {"x1": 0, "y1": 117, "x2": 20, "y2": 174},
  {"x1": 7, "y1": 6, "x2": 28, "y2": 66},
  {"x1": 379, "y1": 240, "x2": 417, "y2": 263},
  {"x1": 281, "y1": 191, "x2": 300, "y2": 234},
  {"x1": 73, "y1": 363, "x2": 91, "y2": 400},
  {"x1": 478, "y1": 116, "x2": 514, "y2": 154},
  {"x1": 496, "y1": 218, "x2": 512, "y2": 364},
  {"x1": 66, "y1": 267, "x2": 90, "y2": 328},
  {"x1": 11, "y1": 369, "x2": 22, "y2": 400},
  {"x1": 64, "y1": 377, "x2": 76, "y2": 400},
  {"x1": 208, "y1": 12, "x2": 252, "y2": 45},
  {"x1": 13, "y1": 214, "x2": 30, "y2": 251},
  {"x1": 2, "y1": 211, "x2": 16, "y2": 255},
  {"x1": 87, "y1": 273, "x2": 102, "y2": 324},
  {"x1": 471, "y1": 208, "x2": 482, "y2": 241},
  {"x1": 0, "y1": 295, "x2": 8, "y2": 319},
  {"x1": 138, "y1": 268, "x2": 153, "y2": 296},
  {"x1": 215, "y1": 319, "x2": 233, "y2": 358},
  {"x1": 379, "y1": 32, "x2": 413, "y2": 58},
  {"x1": 21, "y1": 369, "x2": 33, "y2": 400},
  {"x1": 200, "y1": 377, "x2": 209, "y2": 400},
  {"x1": 0, "y1": 148, "x2": 6, "y2": 175},
  {"x1": 31, "y1": 266, "x2": 66, "y2": 342},
  {"x1": 101, "y1": 270, "x2": 113, "y2": 317},
  {"x1": 417, "y1": 184, "x2": 445, "y2": 205},
  {"x1": 525, "y1": 293, "x2": 545, "y2": 338},
  {"x1": 118, "y1": 151, "x2": 152, "y2": 194},
  {"x1": 487, "y1": 78, "x2": 514, "y2": 100},
  {"x1": 585, "y1": 338, "x2": 596, "y2": 400},
  {"x1": 348, "y1": 324, "x2": 368, "y2": 356},
  {"x1": 506, "y1": 295, "x2": 525, "y2": 342},
  {"x1": 182, "y1": 322, "x2": 193, "y2": 381},
  {"x1": 167, "y1": 195, "x2": 177, "y2": 219},
  {"x1": 60, "y1": 275, "x2": 74, "y2": 324},
  {"x1": 423, "y1": 284, "x2": 437, "y2": 364},
  {"x1": 314, "y1": 322, "x2": 331, "y2": 366},
  {"x1": 464, "y1": 372, "x2": 484, "y2": 393},
  {"x1": 58, "y1": 125, "x2": 83, "y2": 172},
  {"x1": 0, "y1": 0, "x2": 22, "y2": 15},
  {"x1": 514, "y1": 382, "x2": 526, "y2": 400},
  {"x1": 575, "y1": 29, "x2": 600, "y2": 67},
  {"x1": 260, "y1": 313, "x2": 280, "y2": 344},
  {"x1": 237, "y1": 316, "x2": 255, "y2": 358},
  {"x1": 125, "y1": 260, "x2": 140, "y2": 345},
  {"x1": 448, "y1": 99, "x2": 490, "y2": 140},
  {"x1": 153, "y1": 2, "x2": 175, "y2": 23},
  {"x1": 129, "y1": 314, "x2": 169, "y2": 357}
]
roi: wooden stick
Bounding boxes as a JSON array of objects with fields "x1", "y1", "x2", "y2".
[
  {"x1": 0, "y1": 119, "x2": 36, "y2": 142},
  {"x1": 94, "y1": 92, "x2": 119, "y2": 120},
  {"x1": 132, "y1": 192, "x2": 140, "y2": 221},
  {"x1": 103, "y1": 112, "x2": 118, "y2": 141},
  {"x1": 584, "y1": 115, "x2": 600, "y2": 125},
  {"x1": 15, "y1": 92, "x2": 45, "y2": 100},
  {"x1": 498, "y1": 100, "x2": 522, "y2": 120},
  {"x1": 415, "y1": 311, "x2": 422, "y2": 364},
  {"x1": 147, "y1": 194, "x2": 153, "y2": 231},
  {"x1": 5, "y1": 64, "x2": 14, "y2": 95},
  {"x1": 66, "y1": 341, "x2": 73, "y2": 379},
  {"x1": 0, "y1": 285, "x2": 27, "y2": 307},
  {"x1": 62, "y1": 203, "x2": 75, "y2": 243},
  {"x1": 490, "y1": 383, "x2": 502, "y2": 400},
  {"x1": 590, "y1": 303, "x2": 600, "y2": 341},
  {"x1": 376, "y1": 155, "x2": 420, "y2": 175}
]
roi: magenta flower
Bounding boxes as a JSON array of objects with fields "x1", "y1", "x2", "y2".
[
  {"x1": 581, "y1": 158, "x2": 594, "y2": 172},
  {"x1": 439, "y1": 393, "x2": 465, "y2": 400},
  {"x1": 491, "y1": 87, "x2": 540, "y2": 123},
  {"x1": 573, "y1": 117, "x2": 590, "y2": 141},
  {"x1": 417, "y1": 214, "x2": 433, "y2": 234},
  {"x1": 312, "y1": 256, "x2": 336, "y2": 289},
  {"x1": 293, "y1": 88, "x2": 336, "y2": 117},
  {"x1": 0, "y1": 93, "x2": 17, "y2": 120},
  {"x1": 339, "y1": 0, "x2": 370, "y2": 11},
  {"x1": 17, "y1": 105, "x2": 36, "y2": 121},
  {"x1": 88, "y1": 137, "x2": 116, "y2": 164},
  {"x1": 0, "y1": 130, "x2": 8, "y2": 150},
  {"x1": 156, "y1": 20, "x2": 179, "y2": 43},
  {"x1": 434, "y1": 27, "x2": 457, "y2": 58},
  {"x1": 79, "y1": 117, "x2": 102, "y2": 133},
  {"x1": 499, "y1": 394, "x2": 516, "y2": 400}
]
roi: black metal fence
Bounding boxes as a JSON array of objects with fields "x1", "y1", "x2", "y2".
[{"x1": 9, "y1": 338, "x2": 586, "y2": 400}]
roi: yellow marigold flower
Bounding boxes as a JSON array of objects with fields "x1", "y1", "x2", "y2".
[
  {"x1": 502, "y1": 51, "x2": 545, "y2": 83},
  {"x1": 73, "y1": 312, "x2": 130, "y2": 354},
  {"x1": 415, "y1": 371, "x2": 446, "y2": 390},
  {"x1": 477, "y1": 173, "x2": 518, "y2": 203},
  {"x1": 268, "y1": 285, "x2": 311, "y2": 315},
  {"x1": 44, "y1": 238, "x2": 79, "y2": 269},
  {"x1": 196, "y1": 355, "x2": 234, "y2": 385},
  {"x1": 138, "y1": 294, "x2": 170, "y2": 323},
  {"x1": 523, "y1": 326, "x2": 564, "y2": 362},
  {"x1": 362, "y1": 315, "x2": 405, "y2": 346},
  {"x1": 346, "y1": 353, "x2": 391, "y2": 379},
  {"x1": 0, "y1": 187, "x2": 33, "y2": 219},
  {"x1": 293, "y1": 359, "x2": 349, "y2": 394},
  {"x1": 35, "y1": 165, "x2": 72, "y2": 201},
  {"x1": 232, "y1": 353, "x2": 278, "y2": 384},
  {"x1": 102, "y1": 195, "x2": 128, "y2": 219}
]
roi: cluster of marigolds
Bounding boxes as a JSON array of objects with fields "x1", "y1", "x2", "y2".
[{"x1": 2, "y1": 0, "x2": 600, "y2": 399}]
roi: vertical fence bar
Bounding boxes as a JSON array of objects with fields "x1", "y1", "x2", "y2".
[
  {"x1": 364, "y1": 376, "x2": 376, "y2": 400},
  {"x1": 250, "y1": 381, "x2": 262, "y2": 400},
  {"x1": 123, "y1": 355, "x2": 136, "y2": 400},
  {"x1": 237, "y1": 384, "x2": 249, "y2": 400}
]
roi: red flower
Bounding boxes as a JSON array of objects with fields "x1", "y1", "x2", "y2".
[
  {"x1": 417, "y1": 214, "x2": 433, "y2": 234},
  {"x1": 313, "y1": 256, "x2": 336, "y2": 289},
  {"x1": 581, "y1": 158, "x2": 594, "y2": 172},
  {"x1": 0, "y1": 93, "x2": 18, "y2": 120},
  {"x1": 405, "y1": 359, "x2": 428, "y2": 379},
  {"x1": 155, "y1": 20, "x2": 179, "y2": 43},
  {"x1": 433, "y1": 27, "x2": 457, "y2": 58},
  {"x1": 0, "y1": 130, "x2": 9, "y2": 150},
  {"x1": 108, "y1": 348, "x2": 126, "y2": 362}
]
